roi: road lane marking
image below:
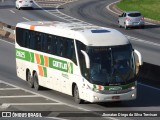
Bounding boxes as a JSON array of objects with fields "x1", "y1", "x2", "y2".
[
  {"x1": 0, "y1": 95, "x2": 39, "y2": 98},
  {"x1": 23, "y1": 17, "x2": 30, "y2": 21},
  {"x1": 125, "y1": 35, "x2": 160, "y2": 47},
  {"x1": 0, "y1": 88, "x2": 20, "y2": 90},
  {"x1": 106, "y1": 0, "x2": 120, "y2": 15},
  {"x1": 0, "y1": 104, "x2": 10, "y2": 109},
  {"x1": 1, "y1": 103, "x2": 64, "y2": 106},
  {"x1": 138, "y1": 82, "x2": 160, "y2": 91},
  {"x1": 10, "y1": 10, "x2": 15, "y2": 14},
  {"x1": 33, "y1": 1, "x2": 86, "y2": 23},
  {"x1": 0, "y1": 38, "x2": 14, "y2": 45},
  {"x1": 0, "y1": 80, "x2": 89, "y2": 111},
  {"x1": 0, "y1": 103, "x2": 64, "y2": 109}
]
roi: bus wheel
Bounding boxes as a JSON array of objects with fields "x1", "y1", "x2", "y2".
[
  {"x1": 27, "y1": 70, "x2": 33, "y2": 88},
  {"x1": 33, "y1": 72, "x2": 40, "y2": 90},
  {"x1": 74, "y1": 85, "x2": 83, "y2": 104}
]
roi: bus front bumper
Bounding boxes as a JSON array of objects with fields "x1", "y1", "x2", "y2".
[{"x1": 86, "y1": 89, "x2": 136, "y2": 103}]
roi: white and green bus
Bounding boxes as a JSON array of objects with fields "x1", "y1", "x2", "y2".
[{"x1": 15, "y1": 21, "x2": 142, "y2": 103}]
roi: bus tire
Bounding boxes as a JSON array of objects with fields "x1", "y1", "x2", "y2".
[
  {"x1": 33, "y1": 72, "x2": 40, "y2": 90},
  {"x1": 27, "y1": 70, "x2": 33, "y2": 88},
  {"x1": 73, "y1": 85, "x2": 83, "y2": 104}
]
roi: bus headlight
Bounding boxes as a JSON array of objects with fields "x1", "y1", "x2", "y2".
[
  {"x1": 131, "y1": 86, "x2": 135, "y2": 90},
  {"x1": 131, "y1": 94, "x2": 135, "y2": 97},
  {"x1": 93, "y1": 96, "x2": 99, "y2": 100}
]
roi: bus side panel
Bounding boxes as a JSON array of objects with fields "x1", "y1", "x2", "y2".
[
  {"x1": 16, "y1": 44, "x2": 30, "y2": 81},
  {"x1": 16, "y1": 59, "x2": 26, "y2": 81},
  {"x1": 45, "y1": 67, "x2": 62, "y2": 92},
  {"x1": 61, "y1": 61, "x2": 82, "y2": 96},
  {"x1": 38, "y1": 76, "x2": 47, "y2": 88}
]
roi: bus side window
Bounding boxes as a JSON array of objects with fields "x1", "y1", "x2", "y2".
[
  {"x1": 56, "y1": 37, "x2": 62, "y2": 57},
  {"x1": 23, "y1": 30, "x2": 30, "y2": 48},
  {"x1": 59, "y1": 38, "x2": 64, "y2": 57},
  {"x1": 76, "y1": 40, "x2": 87, "y2": 77},
  {"x1": 52, "y1": 36, "x2": 58, "y2": 55},
  {"x1": 35, "y1": 32, "x2": 41, "y2": 51},
  {"x1": 67, "y1": 40, "x2": 77, "y2": 65},
  {"x1": 41, "y1": 34, "x2": 47, "y2": 52},
  {"x1": 61, "y1": 39, "x2": 68, "y2": 57},
  {"x1": 16, "y1": 28, "x2": 23, "y2": 47},
  {"x1": 47, "y1": 35, "x2": 52, "y2": 53},
  {"x1": 30, "y1": 31, "x2": 35, "y2": 49}
]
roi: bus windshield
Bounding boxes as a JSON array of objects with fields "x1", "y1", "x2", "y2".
[{"x1": 87, "y1": 44, "x2": 136, "y2": 85}]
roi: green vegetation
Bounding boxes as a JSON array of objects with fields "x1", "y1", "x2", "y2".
[{"x1": 117, "y1": 0, "x2": 160, "y2": 21}]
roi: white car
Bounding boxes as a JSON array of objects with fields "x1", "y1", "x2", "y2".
[{"x1": 16, "y1": 0, "x2": 33, "y2": 10}]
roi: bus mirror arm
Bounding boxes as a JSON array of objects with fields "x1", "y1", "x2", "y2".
[
  {"x1": 134, "y1": 49, "x2": 143, "y2": 66},
  {"x1": 81, "y1": 50, "x2": 90, "y2": 69}
]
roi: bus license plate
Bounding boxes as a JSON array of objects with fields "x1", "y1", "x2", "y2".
[{"x1": 112, "y1": 96, "x2": 120, "y2": 100}]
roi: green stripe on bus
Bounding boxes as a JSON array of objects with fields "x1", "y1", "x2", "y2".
[
  {"x1": 93, "y1": 84, "x2": 96, "y2": 89},
  {"x1": 67, "y1": 62, "x2": 73, "y2": 74},
  {"x1": 70, "y1": 63, "x2": 73, "y2": 74},
  {"x1": 40, "y1": 55, "x2": 44, "y2": 65},
  {"x1": 43, "y1": 67, "x2": 47, "y2": 77},
  {"x1": 16, "y1": 49, "x2": 73, "y2": 74},
  {"x1": 30, "y1": 52, "x2": 34, "y2": 63},
  {"x1": 16, "y1": 49, "x2": 30, "y2": 62},
  {"x1": 104, "y1": 86, "x2": 109, "y2": 90}
]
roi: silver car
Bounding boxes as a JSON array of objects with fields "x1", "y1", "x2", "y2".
[{"x1": 118, "y1": 11, "x2": 145, "y2": 29}]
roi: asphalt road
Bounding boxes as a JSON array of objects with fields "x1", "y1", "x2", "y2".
[
  {"x1": 0, "y1": 0, "x2": 65, "y2": 26},
  {"x1": 58, "y1": 0, "x2": 160, "y2": 66},
  {"x1": 0, "y1": 0, "x2": 160, "y2": 120}
]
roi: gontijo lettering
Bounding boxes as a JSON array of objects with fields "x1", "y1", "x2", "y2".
[{"x1": 52, "y1": 60, "x2": 67, "y2": 71}]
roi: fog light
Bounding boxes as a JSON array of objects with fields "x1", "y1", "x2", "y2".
[
  {"x1": 94, "y1": 96, "x2": 99, "y2": 100},
  {"x1": 131, "y1": 86, "x2": 135, "y2": 90},
  {"x1": 131, "y1": 94, "x2": 135, "y2": 97}
]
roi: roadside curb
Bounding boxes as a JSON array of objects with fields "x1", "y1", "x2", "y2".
[{"x1": 107, "y1": 0, "x2": 160, "y2": 25}]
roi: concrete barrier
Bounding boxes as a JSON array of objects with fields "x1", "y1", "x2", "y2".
[{"x1": 0, "y1": 22, "x2": 15, "y2": 41}]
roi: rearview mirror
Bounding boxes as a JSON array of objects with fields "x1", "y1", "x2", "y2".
[
  {"x1": 134, "y1": 49, "x2": 143, "y2": 74},
  {"x1": 81, "y1": 50, "x2": 90, "y2": 69},
  {"x1": 134, "y1": 49, "x2": 143, "y2": 66}
]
